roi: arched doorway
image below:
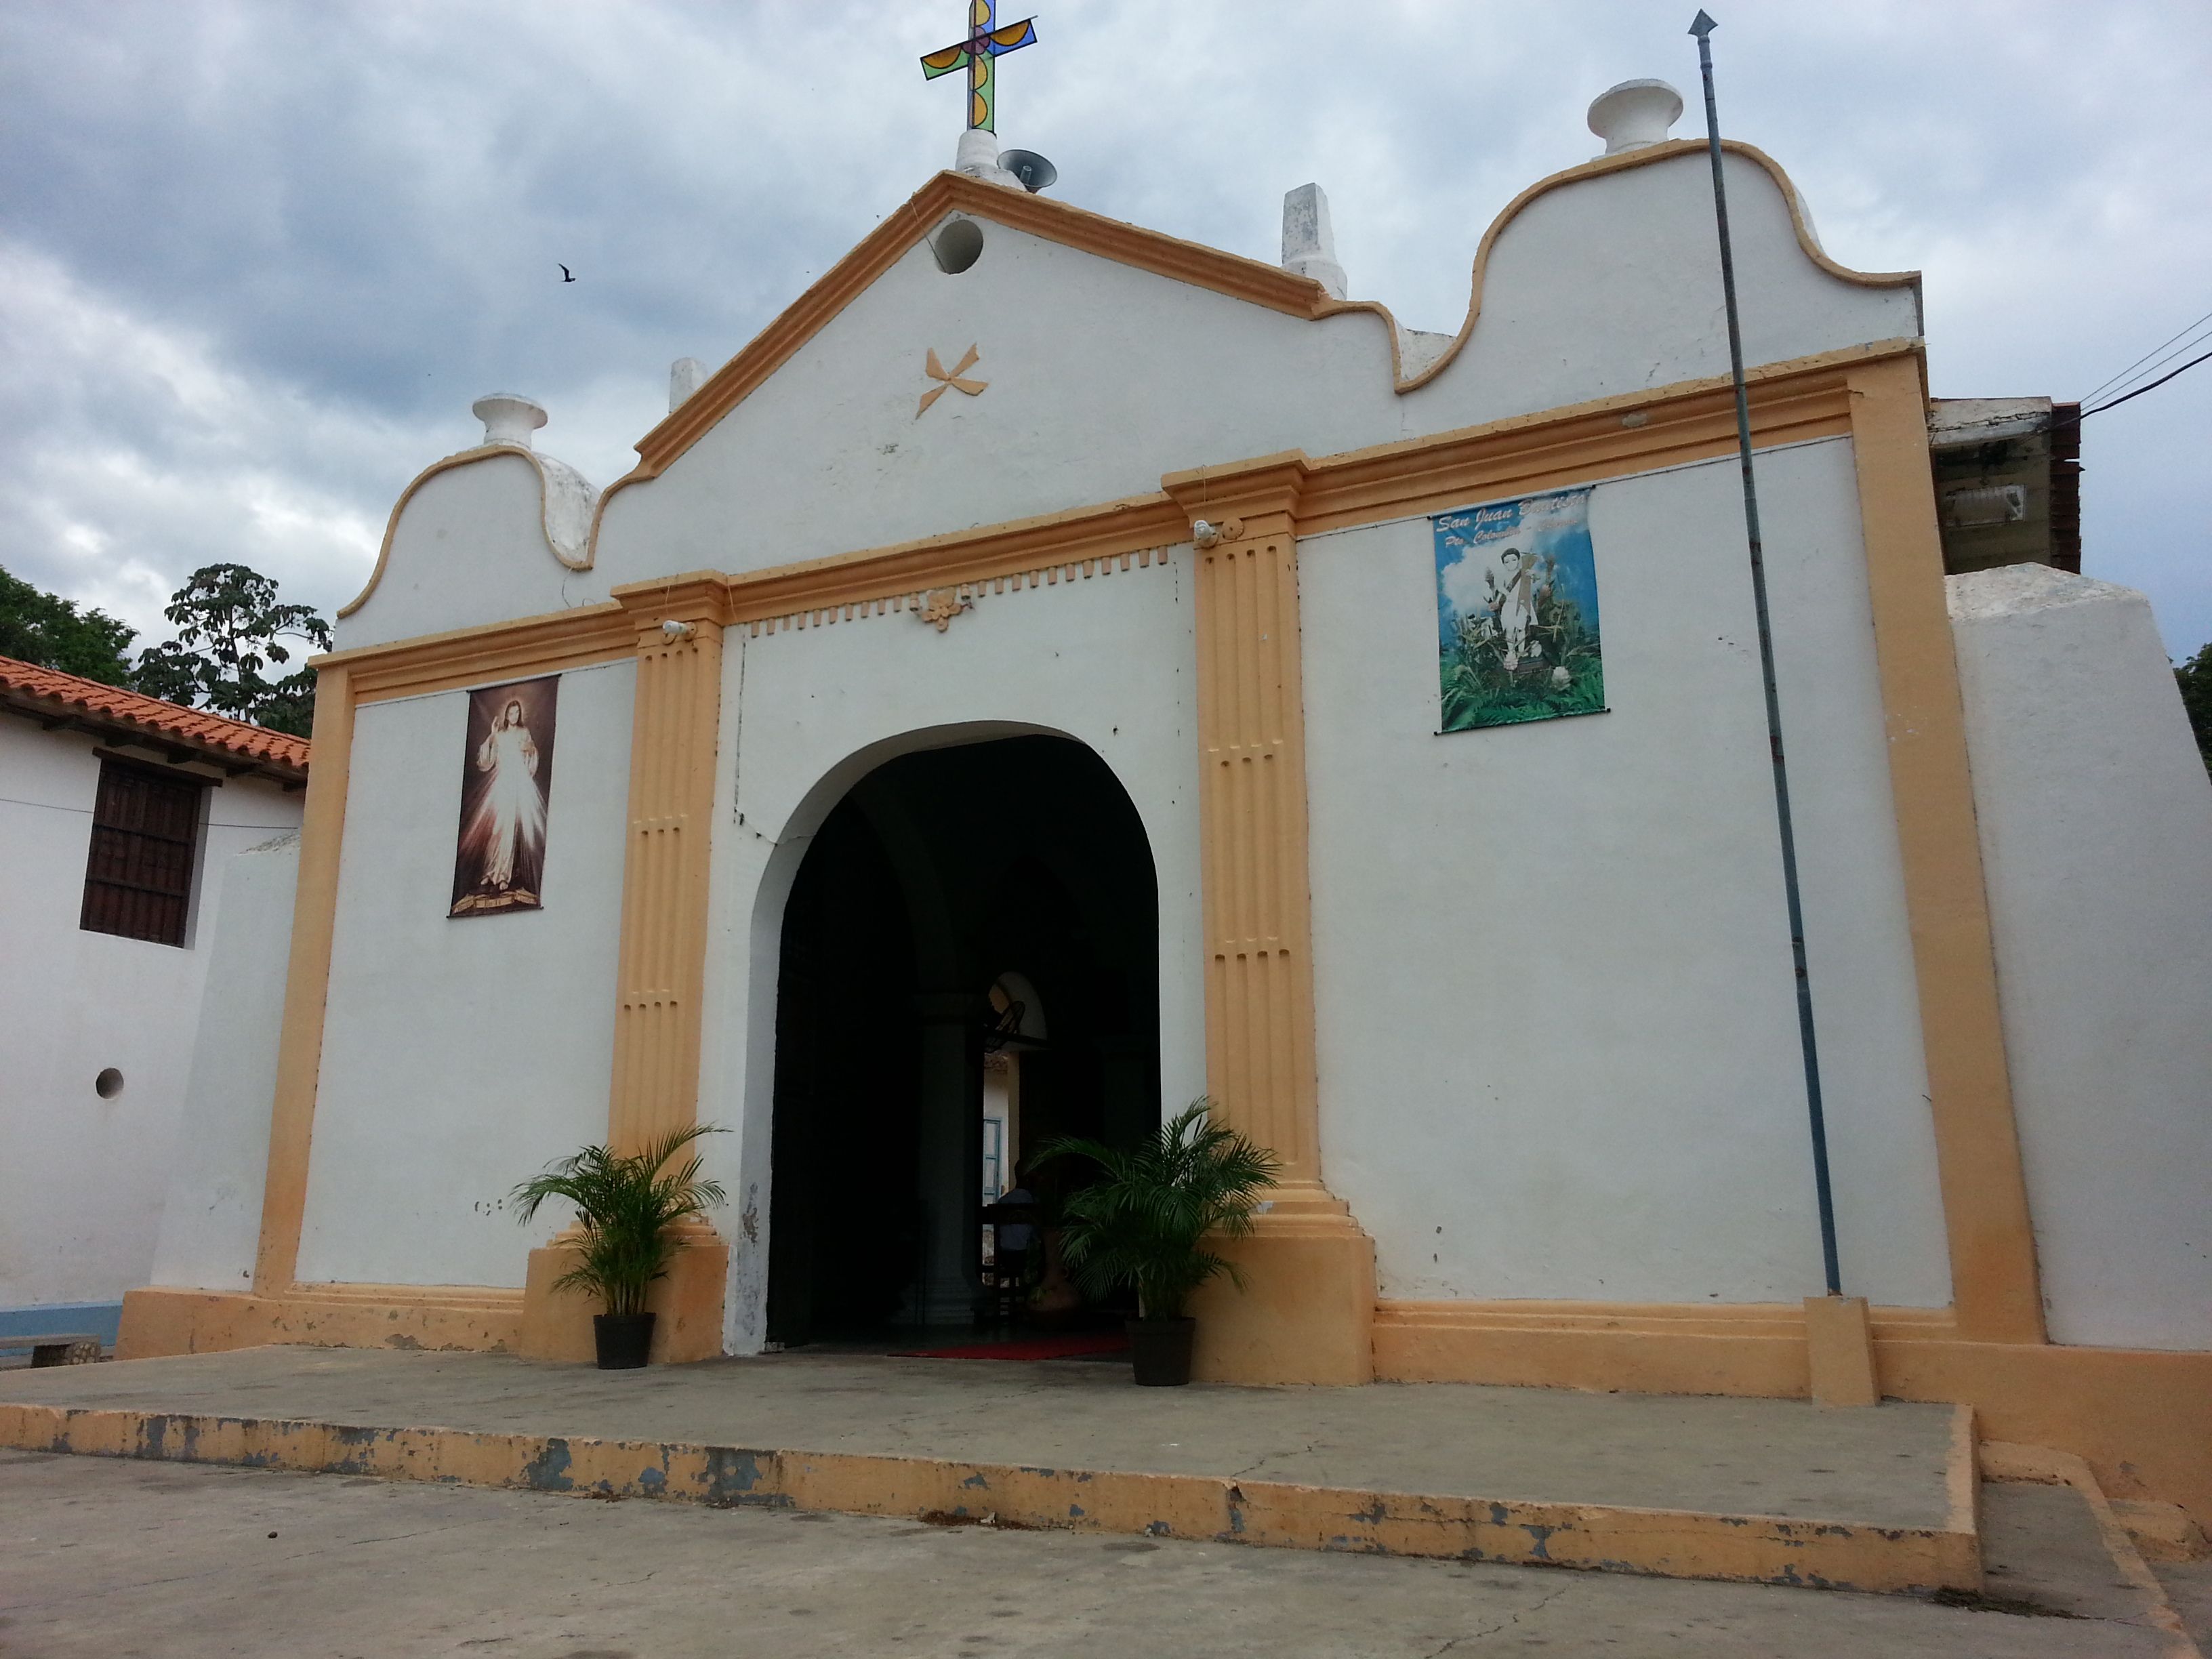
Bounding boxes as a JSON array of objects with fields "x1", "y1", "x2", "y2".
[{"x1": 764, "y1": 734, "x2": 1161, "y2": 1347}]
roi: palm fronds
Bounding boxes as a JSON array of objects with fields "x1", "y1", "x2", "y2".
[
  {"x1": 511, "y1": 1124, "x2": 727, "y2": 1317},
  {"x1": 1036, "y1": 1099, "x2": 1279, "y2": 1321}
]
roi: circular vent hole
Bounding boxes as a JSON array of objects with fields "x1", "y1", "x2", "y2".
[
  {"x1": 95, "y1": 1067, "x2": 125, "y2": 1100},
  {"x1": 932, "y1": 218, "x2": 985, "y2": 274}
]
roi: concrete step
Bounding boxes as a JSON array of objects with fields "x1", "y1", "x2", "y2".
[{"x1": 1, "y1": 1345, "x2": 1978, "y2": 1594}]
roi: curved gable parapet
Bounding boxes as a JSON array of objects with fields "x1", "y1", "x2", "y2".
[
  {"x1": 391, "y1": 140, "x2": 1914, "y2": 595},
  {"x1": 1342, "y1": 139, "x2": 1918, "y2": 394},
  {"x1": 337, "y1": 445, "x2": 603, "y2": 649},
  {"x1": 1390, "y1": 140, "x2": 1919, "y2": 433}
]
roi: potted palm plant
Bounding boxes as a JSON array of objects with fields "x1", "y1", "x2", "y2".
[
  {"x1": 1039, "y1": 1099, "x2": 1279, "y2": 1387},
  {"x1": 511, "y1": 1124, "x2": 726, "y2": 1370}
]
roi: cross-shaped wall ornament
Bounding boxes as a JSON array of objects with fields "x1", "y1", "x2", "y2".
[
  {"x1": 920, "y1": 1, "x2": 1038, "y2": 134},
  {"x1": 917, "y1": 344, "x2": 988, "y2": 417}
]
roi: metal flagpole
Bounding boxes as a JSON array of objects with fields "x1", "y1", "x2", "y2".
[{"x1": 1689, "y1": 9, "x2": 1843, "y2": 1297}]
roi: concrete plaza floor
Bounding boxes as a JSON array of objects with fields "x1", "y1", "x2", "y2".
[
  {"x1": 0, "y1": 1344, "x2": 1958, "y2": 1527},
  {"x1": 3, "y1": 1446, "x2": 2197, "y2": 1658}
]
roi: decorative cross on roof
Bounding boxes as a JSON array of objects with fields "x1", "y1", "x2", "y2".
[{"x1": 920, "y1": 1, "x2": 1038, "y2": 135}]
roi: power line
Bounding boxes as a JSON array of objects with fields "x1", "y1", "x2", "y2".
[
  {"x1": 2080, "y1": 305, "x2": 2212, "y2": 405},
  {"x1": 2092, "y1": 321, "x2": 2212, "y2": 408},
  {"x1": 2081, "y1": 344, "x2": 2212, "y2": 419}
]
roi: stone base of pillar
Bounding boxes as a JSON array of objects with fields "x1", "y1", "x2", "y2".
[
  {"x1": 519, "y1": 1233, "x2": 729, "y2": 1365},
  {"x1": 1187, "y1": 1196, "x2": 1375, "y2": 1386},
  {"x1": 1804, "y1": 1294, "x2": 1881, "y2": 1407}
]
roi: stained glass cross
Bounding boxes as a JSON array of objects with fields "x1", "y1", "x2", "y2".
[{"x1": 920, "y1": 1, "x2": 1038, "y2": 135}]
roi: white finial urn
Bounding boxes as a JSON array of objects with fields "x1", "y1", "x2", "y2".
[
  {"x1": 1586, "y1": 79, "x2": 1685, "y2": 156},
  {"x1": 472, "y1": 393, "x2": 548, "y2": 449}
]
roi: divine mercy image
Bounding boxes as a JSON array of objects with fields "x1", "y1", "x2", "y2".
[
  {"x1": 449, "y1": 675, "x2": 559, "y2": 917},
  {"x1": 1433, "y1": 486, "x2": 1605, "y2": 732}
]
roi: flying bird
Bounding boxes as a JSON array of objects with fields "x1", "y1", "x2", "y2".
[{"x1": 558, "y1": 264, "x2": 576, "y2": 283}]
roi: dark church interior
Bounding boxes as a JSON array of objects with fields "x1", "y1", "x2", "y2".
[{"x1": 765, "y1": 735, "x2": 1161, "y2": 1346}]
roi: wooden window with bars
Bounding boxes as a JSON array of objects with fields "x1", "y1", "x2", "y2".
[{"x1": 80, "y1": 758, "x2": 203, "y2": 947}]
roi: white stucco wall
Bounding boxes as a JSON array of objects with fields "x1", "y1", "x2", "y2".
[
  {"x1": 1948, "y1": 565, "x2": 2212, "y2": 1349},
  {"x1": 1300, "y1": 440, "x2": 1952, "y2": 1307},
  {"x1": 310, "y1": 127, "x2": 1955, "y2": 1335},
  {"x1": 148, "y1": 831, "x2": 301, "y2": 1292},
  {"x1": 701, "y1": 552, "x2": 1206, "y2": 1351},
  {"x1": 0, "y1": 720, "x2": 301, "y2": 1323},
  {"x1": 297, "y1": 659, "x2": 636, "y2": 1287},
  {"x1": 343, "y1": 146, "x2": 1912, "y2": 655}
]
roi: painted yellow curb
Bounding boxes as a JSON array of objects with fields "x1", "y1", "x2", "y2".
[{"x1": 0, "y1": 1399, "x2": 1980, "y2": 1595}]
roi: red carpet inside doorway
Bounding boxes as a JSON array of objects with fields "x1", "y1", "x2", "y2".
[{"x1": 893, "y1": 1332, "x2": 1130, "y2": 1361}]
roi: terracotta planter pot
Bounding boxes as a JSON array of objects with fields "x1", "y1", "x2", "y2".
[
  {"x1": 1126, "y1": 1316, "x2": 1196, "y2": 1386},
  {"x1": 594, "y1": 1311, "x2": 655, "y2": 1370}
]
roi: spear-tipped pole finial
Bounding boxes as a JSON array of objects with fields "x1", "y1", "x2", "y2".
[{"x1": 1689, "y1": 10, "x2": 1845, "y2": 1301}]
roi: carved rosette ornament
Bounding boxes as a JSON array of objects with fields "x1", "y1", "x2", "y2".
[{"x1": 916, "y1": 586, "x2": 974, "y2": 631}]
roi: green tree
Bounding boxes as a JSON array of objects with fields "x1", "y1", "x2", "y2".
[
  {"x1": 132, "y1": 563, "x2": 331, "y2": 737},
  {"x1": 0, "y1": 565, "x2": 137, "y2": 685},
  {"x1": 2179, "y1": 641, "x2": 2212, "y2": 778}
]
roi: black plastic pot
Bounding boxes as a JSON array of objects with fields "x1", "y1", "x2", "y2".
[
  {"x1": 594, "y1": 1311, "x2": 656, "y2": 1370},
  {"x1": 1126, "y1": 1316, "x2": 1196, "y2": 1387}
]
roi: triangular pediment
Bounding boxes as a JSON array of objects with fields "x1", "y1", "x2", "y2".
[{"x1": 630, "y1": 171, "x2": 1340, "y2": 481}]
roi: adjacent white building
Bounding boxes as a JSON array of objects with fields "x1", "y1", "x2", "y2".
[{"x1": 0, "y1": 657, "x2": 306, "y2": 1347}]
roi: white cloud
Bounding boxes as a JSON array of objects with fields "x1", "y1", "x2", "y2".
[{"x1": 0, "y1": 242, "x2": 413, "y2": 640}]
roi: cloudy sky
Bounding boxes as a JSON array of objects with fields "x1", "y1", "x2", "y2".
[{"x1": 3, "y1": 0, "x2": 2207, "y2": 657}]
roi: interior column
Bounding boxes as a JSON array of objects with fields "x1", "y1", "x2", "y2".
[{"x1": 910, "y1": 991, "x2": 985, "y2": 1327}]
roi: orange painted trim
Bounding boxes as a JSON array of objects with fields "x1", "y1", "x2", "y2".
[
  {"x1": 320, "y1": 340, "x2": 1900, "y2": 705},
  {"x1": 1845, "y1": 353, "x2": 2043, "y2": 1345},
  {"x1": 321, "y1": 602, "x2": 636, "y2": 705},
  {"x1": 118, "y1": 1284, "x2": 521, "y2": 1359},
  {"x1": 1294, "y1": 341, "x2": 1877, "y2": 533},
  {"x1": 250, "y1": 662, "x2": 354, "y2": 1292},
  {"x1": 1375, "y1": 1299, "x2": 1952, "y2": 1399},
  {"x1": 1373, "y1": 1298, "x2": 2212, "y2": 1526},
  {"x1": 650, "y1": 488, "x2": 1189, "y2": 628},
  {"x1": 337, "y1": 445, "x2": 594, "y2": 621},
  {"x1": 602, "y1": 583, "x2": 725, "y2": 1156}
]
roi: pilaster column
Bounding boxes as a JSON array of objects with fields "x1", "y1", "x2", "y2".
[
  {"x1": 1845, "y1": 356, "x2": 2044, "y2": 1344},
  {"x1": 607, "y1": 577, "x2": 727, "y2": 1156},
  {"x1": 251, "y1": 661, "x2": 354, "y2": 1294},
  {"x1": 520, "y1": 573, "x2": 731, "y2": 1364},
  {"x1": 1163, "y1": 453, "x2": 1374, "y2": 1384}
]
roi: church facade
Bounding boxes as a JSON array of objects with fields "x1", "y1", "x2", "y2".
[{"x1": 127, "y1": 87, "x2": 2212, "y2": 1522}]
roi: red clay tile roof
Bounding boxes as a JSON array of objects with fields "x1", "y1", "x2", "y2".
[{"x1": 0, "y1": 653, "x2": 310, "y2": 778}]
